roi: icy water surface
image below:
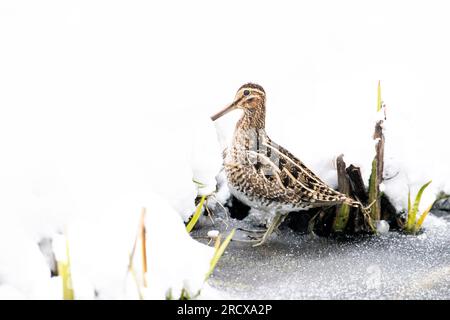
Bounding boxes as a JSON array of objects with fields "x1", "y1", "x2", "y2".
[{"x1": 195, "y1": 215, "x2": 450, "y2": 299}]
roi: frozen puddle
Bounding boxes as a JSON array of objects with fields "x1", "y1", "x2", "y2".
[{"x1": 194, "y1": 214, "x2": 450, "y2": 299}]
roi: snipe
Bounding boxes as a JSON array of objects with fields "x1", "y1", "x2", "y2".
[{"x1": 211, "y1": 83, "x2": 369, "y2": 246}]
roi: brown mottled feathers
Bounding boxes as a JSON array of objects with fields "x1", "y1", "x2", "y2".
[
  {"x1": 226, "y1": 133, "x2": 348, "y2": 209},
  {"x1": 264, "y1": 138, "x2": 348, "y2": 204},
  {"x1": 238, "y1": 83, "x2": 265, "y2": 93}
]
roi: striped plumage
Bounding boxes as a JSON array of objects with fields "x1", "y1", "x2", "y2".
[{"x1": 212, "y1": 83, "x2": 361, "y2": 245}]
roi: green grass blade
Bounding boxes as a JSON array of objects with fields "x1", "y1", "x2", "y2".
[
  {"x1": 415, "y1": 203, "x2": 433, "y2": 233},
  {"x1": 179, "y1": 288, "x2": 191, "y2": 300},
  {"x1": 186, "y1": 195, "x2": 206, "y2": 233},
  {"x1": 377, "y1": 80, "x2": 382, "y2": 112},
  {"x1": 406, "y1": 189, "x2": 413, "y2": 230},
  {"x1": 368, "y1": 158, "x2": 379, "y2": 222},
  {"x1": 205, "y1": 229, "x2": 235, "y2": 280},
  {"x1": 334, "y1": 204, "x2": 350, "y2": 232},
  {"x1": 410, "y1": 180, "x2": 432, "y2": 228},
  {"x1": 58, "y1": 237, "x2": 74, "y2": 300},
  {"x1": 165, "y1": 288, "x2": 173, "y2": 300},
  {"x1": 192, "y1": 179, "x2": 206, "y2": 188},
  {"x1": 407, "y1": 189, "x2": 411, "y2": 214}
]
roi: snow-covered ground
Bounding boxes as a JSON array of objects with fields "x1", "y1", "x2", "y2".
[
  {"x1": 199, "y1": 214, "x2": 450, "y2": 300},
  {"x1": 1, "y1": 1, "x2": 450, "y2": 299}
]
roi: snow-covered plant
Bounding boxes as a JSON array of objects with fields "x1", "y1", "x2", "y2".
[
  {"x1": 368, "y1": 158, "x2": 380, "y2": 223},
  {"x1": 404, "y1": 180, "x2": 433, "y2": 234},
  {"x1": 368, "y1": 80, "x2": 385, "y2": 224},
  {"x1": 186, "y1": 195, "x2": 207, "y2": 233},
  {"x1": 166, "y1": 229, "x2": 235, "y2": 300},
  {"x1": 127, "y1": 208, "x2": 147, "y2": 299},
  {"x1": 56, "y1": 235, "x2": 74, "y2": 300},
  {"x1": 377, "y1": 80, "x2": 382, "y2": 111},
  {"x1": 205, "y1": 229, "x2": 235, "y2": 281}
]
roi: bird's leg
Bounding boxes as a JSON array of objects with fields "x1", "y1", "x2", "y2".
[
  {"x1": 231, "y1": 228, "x2": 266, "y2": 244},
  {"x1": 252, "y1": 213, "x2": 285, "y2": 247},
  {"x1": 232, "y1": 227, "x2": 269, "y2": 244}
]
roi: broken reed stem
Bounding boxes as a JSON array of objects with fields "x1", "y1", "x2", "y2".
[
  {"x1": 128, "y1": 207, "x2": 148, "y2": 296},
  {"x1": 374, "y1": 121, "x2": 385, "y2": 185},
  {"x1": 346, "y1": 165, "x2": 369, "y2": 203},
  {"x1": 140, "y1": 207, "x2": 148, "y2": 288},
  {"x1": 128, "y1": 208, "x2": 146, "y2": 270},
  {"x1": 369, "y1": 120, "x2": 385, "y2": 222},
  {"x1": 129, "y1": 265, "x2": 144, "y2": 300},
  {"x1": 211, "y1": 195, "x2": 230, "y2": 221},
  {"x1": 368, "y1": 158, "x2": 380, "y2": 221},
  {"x1": 346, "y1": 164, "x2": 366, "y2": 232},
  {"x1": 333, "y1": 155, "x2": 351, "y2": 232}
]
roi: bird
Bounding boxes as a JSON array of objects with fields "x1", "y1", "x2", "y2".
[{"x1": 211, "y1": 83, "x2": 372, "y2": 246}]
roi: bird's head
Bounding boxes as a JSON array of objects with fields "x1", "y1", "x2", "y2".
[{"x1": 211, "y1": 83, "x2": 266, "y2": 121}]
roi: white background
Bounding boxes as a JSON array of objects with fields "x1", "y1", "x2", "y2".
[{"x1": 1, "y1": 0, "x2": 450, "y2": 212}]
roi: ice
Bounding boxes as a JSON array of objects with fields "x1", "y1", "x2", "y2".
[
  {"x1": 195, "y1": 214, "x2": 450, "y2": 299},
  {"x1": 376, "y1": 220, "x2": 390, "y2": 234}
]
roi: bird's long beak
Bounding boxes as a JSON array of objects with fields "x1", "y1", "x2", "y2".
[{"x1": 211, "y1": 98, "x2": 241, "y2": 121}]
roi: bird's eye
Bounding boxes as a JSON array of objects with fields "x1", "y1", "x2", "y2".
[{"x1": 243, "y1": 90, "x2": 250, "y2": 96}]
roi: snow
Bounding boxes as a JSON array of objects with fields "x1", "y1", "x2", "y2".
[
  {"x1": 0, "y1": 190, "x2": 216, "y2": 299},
  {"x1": 0, "y1": 220, "x2": 55, "y2": 299},
  {"x1": 376, "y1": 220, "x2": 390, "y2": 234},
  {"x1": 1, "y1": 0, "x2": 450, "y2": 299},
  {"x1": 0, "y1": 284, "x2": 26, "y2": 300},
  {"x1": 207, "y1": 230, "x2": 220, "y2": 239},
  {"x1": 66, "y1": 192, "x2": 214, "y2": 299}
]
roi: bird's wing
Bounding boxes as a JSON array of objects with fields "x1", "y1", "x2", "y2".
[
  {"x1": 253, "y1": 137, "x2": 348, "y2": 204},
  {"x1": 224, "y1": 160, "x2": 291, "y2": 203}
]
